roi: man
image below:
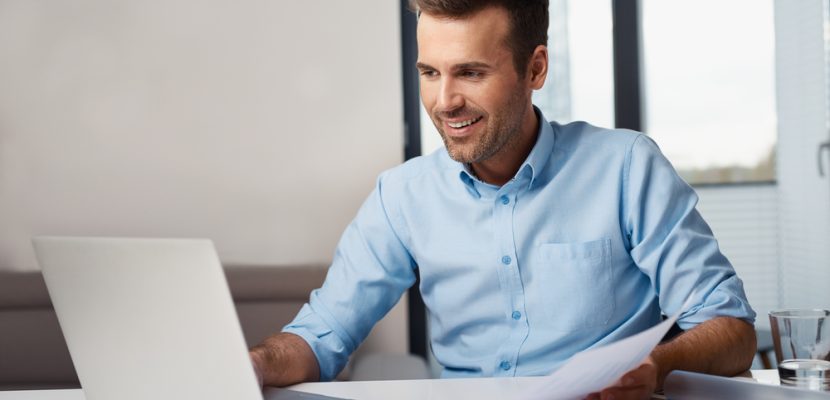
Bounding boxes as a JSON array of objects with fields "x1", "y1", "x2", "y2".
[{"x1": 250, "y1": 1, "x2": 757, "y2": 399}]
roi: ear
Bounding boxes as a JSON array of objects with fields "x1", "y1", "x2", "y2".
[{"x1": 527, "y1": 45, "x2": 548, "y2": 90}]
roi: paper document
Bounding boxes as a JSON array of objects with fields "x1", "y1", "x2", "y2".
[{"x1": 520, "y1": 296, "x2": 694, "y2": 400}]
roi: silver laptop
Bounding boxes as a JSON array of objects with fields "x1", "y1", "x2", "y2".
[
  {"x1": 34, "y1": 236, "x2": 343, "y2": 400},
  {"x1": 664, "y1": 370, "x2": 830, "y2": 399}
]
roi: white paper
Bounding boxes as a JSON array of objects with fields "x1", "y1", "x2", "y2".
[{"x1": 520, "y1": 296, "x2": 694, "y2": 400}]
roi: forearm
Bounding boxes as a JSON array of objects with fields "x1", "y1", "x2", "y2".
[
  {"x1": 249, "y1": 332, "x2": 321, "y2": 387},
  {"x1": 650, "y1": 316, "x2": 756, "y2": 389}
]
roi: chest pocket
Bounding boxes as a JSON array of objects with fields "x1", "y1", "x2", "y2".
[{"x1": 536, "y1": 238, "x2": 615, "y2": 330}]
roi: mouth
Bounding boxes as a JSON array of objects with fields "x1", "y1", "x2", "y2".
[{"x1": 443, "y1": 116, "x2": 483, "y2": 137}]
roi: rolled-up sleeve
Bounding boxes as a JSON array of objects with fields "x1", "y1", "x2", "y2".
[
  {"x1": 282, "y1": 173, "x2": 416, "y2": 381},
  {"x1": 624, "y1": 135, "x2": 756, "y2": 330}
]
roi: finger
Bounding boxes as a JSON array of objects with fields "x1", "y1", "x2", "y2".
[
  {"x1": 600, "y1": 385, "x2": 652, "y2": 400},
  {"x1": 620, "y1": 362, "x2": 656, "y2": 387},
  {"x1": 601, "y1": 368, "x2": 657, "y2": 400}
]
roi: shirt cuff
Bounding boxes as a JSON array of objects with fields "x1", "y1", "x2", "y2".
[
  {"x1": 676, "y1": 274, "x2": 757, "y2": 330},
  {"x1": 282, "y1": 301, "x2": 352, "y2": 381}
]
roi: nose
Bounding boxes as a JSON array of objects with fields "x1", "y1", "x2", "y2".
[{"x1": 435, "y1": 78, "x2": 464, "y2": 113}]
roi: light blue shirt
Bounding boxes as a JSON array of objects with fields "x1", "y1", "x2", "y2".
[{"x1": 283, "y1": 110, "x2": 756, "y2": 381}]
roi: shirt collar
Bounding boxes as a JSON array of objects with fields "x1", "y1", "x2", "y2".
[{"x1": 456, "y1": 106, "x2": 555, "y2": 191}]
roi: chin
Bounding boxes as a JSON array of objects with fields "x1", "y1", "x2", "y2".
[{"x1": 446, "y1": 148, "x2": 478, "y2": 164}]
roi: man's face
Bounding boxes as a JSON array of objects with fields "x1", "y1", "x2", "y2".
[{"x1": 416, "y1": 6, "x2": 531, "y2": 164}]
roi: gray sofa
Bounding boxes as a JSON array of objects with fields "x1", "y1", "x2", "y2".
[{"x1": 0, "y1": 265, "x2": 428, "y2": 390}]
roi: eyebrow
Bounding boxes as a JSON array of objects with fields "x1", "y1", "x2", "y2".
[
  {"x1": 415, "y1": 62, "x2": 434, "y2": 71},
  {"x1": 452, "y1": 62, "x2": 492, "y2": 71},
  {"x1": 415, "y1": 61, "x2": 493, "y2": 71}
]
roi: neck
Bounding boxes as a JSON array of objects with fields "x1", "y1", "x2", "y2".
[{"x1": 469, "y1": 107, "x2": 539, "y2": 186}]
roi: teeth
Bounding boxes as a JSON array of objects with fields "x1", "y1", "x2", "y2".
[{"x1": 448, "y1": 117, "x2": 480, "y2": 129}]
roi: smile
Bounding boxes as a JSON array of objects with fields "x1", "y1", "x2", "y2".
[{"x1": 447, "y1": 116, "x2": 483, "y2": 129}]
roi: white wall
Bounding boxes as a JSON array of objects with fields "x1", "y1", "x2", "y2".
[
  {"x1": 0, "y1": 1, "x2": 404, "y2": 271},
  {"x1": 0, "y1": 1, "x2": 409, "y2": 356}
]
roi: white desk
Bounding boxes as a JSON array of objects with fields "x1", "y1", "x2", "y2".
[
  {"x1": 280, "y1": 376, "x2": 543, "y2": 400},
  {"x1": 280, "y1": 370, "x2": 781, "y2": 400},
  {"x1": 0, "y1": 370, "x2": 781, "y2": 400}
]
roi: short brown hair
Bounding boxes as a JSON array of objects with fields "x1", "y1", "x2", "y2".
[{"x1": 410, "y1": 0, "x2": 549, "y2": 77}]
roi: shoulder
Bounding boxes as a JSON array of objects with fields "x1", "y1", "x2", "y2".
[{"x1": 550, "y1": 121, "x2": 658, "y2": 170}]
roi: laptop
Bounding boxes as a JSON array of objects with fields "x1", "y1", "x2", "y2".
[
  {"x1": 34, "y1": 236, "x2": 344, "y2": 400},
  {"x1": 664, "y1": 370, "x2": 830, "y2": 399}
]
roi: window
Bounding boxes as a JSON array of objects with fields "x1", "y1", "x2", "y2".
[
  {"x1": 533, "y1": 0, "x2": 614, "y2": 128},
  {"x1": 641, "y1": 0, "x2": 777, "y2": 185}
]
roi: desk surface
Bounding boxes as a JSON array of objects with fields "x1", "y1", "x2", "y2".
[
  {"x1": 281, "y1": 370, "x2": 780, "y2": 400},
  {"x1": 0, "y1": 370, "x2": 780, "y2": 400}
]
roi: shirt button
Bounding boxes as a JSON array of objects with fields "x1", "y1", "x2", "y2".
[
  {"x1": 499, "y1": 361, "x2": 512, "y2": 371},
  {"x1": 501, "y1": 255, "x2": 511, "y2": 265},
  {"x1": 512, "y1": 311, "x2": 522, "y2": 320},
  {"x1": 500, "y1": 195, "x2": 510, "y2": 205}
]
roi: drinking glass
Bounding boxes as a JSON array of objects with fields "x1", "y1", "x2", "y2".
[{"x1": 769, "y1": 309, "x2": 830, "y2": 391}]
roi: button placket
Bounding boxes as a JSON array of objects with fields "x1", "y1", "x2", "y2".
[{"x1": 492, "y1": 186, "x2": 527, "y2": 376}]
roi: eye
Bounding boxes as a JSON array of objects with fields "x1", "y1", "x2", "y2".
[
  {"x1": 419, "y1": 69, "x2": 438, "y2": 78},
  {"x1": 461, "y1": 70, "x2": 483, "y2": 79}
]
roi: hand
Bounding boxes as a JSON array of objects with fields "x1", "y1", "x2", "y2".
[
  {"x1": 249, "y1": 351, "x2": 265, "y2": 388},
  {"x1": 585, "y1": 357, "x2": 658, "y2": 400}
]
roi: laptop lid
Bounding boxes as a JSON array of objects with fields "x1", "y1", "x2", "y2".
[
  {"x1": 34, "y1": 236, "x2": 263, "y2": 400},
  {"x1": 664, "y1": 370, "x2": 830, "y2": 399}
]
